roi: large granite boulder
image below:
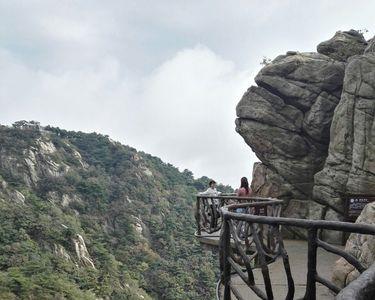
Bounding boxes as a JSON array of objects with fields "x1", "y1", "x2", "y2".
[
  {"x1": 317, "y1": 30, "x2": 368, "y2": 62},
  {"x1": 313, "y1": 49, "x2": 375, "y2": 214},
  {"x1": 236, "y1": 31, "x2": 374, "y2": 242},
  {"x1": 236, "y1": 52, "x2": 345, "y2": 201},
  {"x1": 332, "y1": 202, "x2": 375, "y2": 288},
  {"x1": 251, "y1": 162, "x2": 299, "y2": 199}
]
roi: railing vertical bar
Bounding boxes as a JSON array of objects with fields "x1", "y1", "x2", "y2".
[
  {"x1": 196, "y1": 196, "x2": 201, "y2": 236},
  {"x1": 206, "y1": 200, "x2": 375, "y2": 300},
  {"x1": 210, "y1": 197, "x2": 216, "y2": 229},
  {"x1": 274, "y1": 225, "x2": 295, "y2": 300},
  {"x1": 251, "y1": 223, "x2": 274, "y2": 300},
  {"x1": 227, "y1": 221, "x2": 256, "y2": 285},
  {"x1": 304, "y1": 228, "x2": 318, "y2": 300},
  {"x1": 221, "y1": 216, "x2": 232, "y2": 300}
]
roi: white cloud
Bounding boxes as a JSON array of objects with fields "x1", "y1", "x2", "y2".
[
  {"x1": 0, "y1": 43, "x2": 258, "y2": 187},
  {"x1": 0, "y1": 49, "x2": 132, "y2": 132},
  {"x1": 134, "y1": 45, "x2": 258, "y2": 186},
  {"x1": 0, "y1": 0, "x2": 374, "y2": 188}
]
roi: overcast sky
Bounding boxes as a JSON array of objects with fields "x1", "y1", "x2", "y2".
[{"x1": 0, "y1": 1, "x2": 374, "y2": 187}]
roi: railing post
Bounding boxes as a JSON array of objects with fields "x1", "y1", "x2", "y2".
[
  {"x1": 304, "y1": 228, "x2": 318, "y2": 300},
  {"x1": 196, "y1": 196, "x2": 201, "y2": 236},
  {"x1": 220, "y1": 215, "x2": 231, "y2": 300}
]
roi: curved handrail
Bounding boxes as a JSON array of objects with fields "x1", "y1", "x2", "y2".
[
  {"x1": 195, "y1": 195, "x2": 281, "y2": 236},
  {"x1": 222, "y1": 206, "x2": 375, "y2": 234},
  {"x1": 198, "y1": 195, "x2": 282, "y2": 201},
  {"x1": 219, "y1": 202, "x2": 375, "y2": 300}
]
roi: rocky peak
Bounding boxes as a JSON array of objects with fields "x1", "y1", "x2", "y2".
[{"x1": 317, "y1": 29, "x2": 368, "y2": 61}]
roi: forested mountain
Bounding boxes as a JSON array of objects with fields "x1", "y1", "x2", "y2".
[{"x1": 0, "y1": 122, "x2": 232, "y2": 299}]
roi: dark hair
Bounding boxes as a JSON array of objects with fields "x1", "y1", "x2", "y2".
[
  {"x1": 240, "y1": 177, "x2": 249, "y2": 194},
  {"x1": 209, "y1": 180, "x2": 216, "y2": 187}
]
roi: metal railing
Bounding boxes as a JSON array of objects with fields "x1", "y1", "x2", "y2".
[
  {"x1": 195, "y1": 195, "x2": 282, "y2": 236},
  {"x1": 219, "y1": 202, "x2": 375, "y2": 300}
]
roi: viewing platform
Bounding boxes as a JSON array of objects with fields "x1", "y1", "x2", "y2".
[{"x1": 195, "y1": 195, "x2": 375, "y2": 300}]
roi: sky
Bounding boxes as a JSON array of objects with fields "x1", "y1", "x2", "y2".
[{"x1": 0, "y1": 1, "x2": 374, "y2": 187}]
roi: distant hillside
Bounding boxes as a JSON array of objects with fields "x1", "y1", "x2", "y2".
[{"x1": 0, "y1": 121, "x2": 233, "y2": 299}]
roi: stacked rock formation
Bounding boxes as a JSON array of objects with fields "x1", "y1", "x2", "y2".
[
  {"x1": 314, "y1": 34, "x2": 375, "y2": 215},
  {"x1": 236, "y1": 30, "x2": 374, "y2": 241}
]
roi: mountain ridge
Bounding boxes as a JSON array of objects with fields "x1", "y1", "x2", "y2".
[{"x1": 0, "y1": 121, "x2": 232, "y2": 299}]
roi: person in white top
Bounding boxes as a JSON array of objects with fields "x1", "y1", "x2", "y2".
[
  {"x1": 200, "y1": 180, "x2": 221, "y2": 196},
  {"x1": 200, "y1": 180, "x2": 222, "y2": 204},
  {"x1": 199, "y1": 180, "x2": 221, "y2": 228}
]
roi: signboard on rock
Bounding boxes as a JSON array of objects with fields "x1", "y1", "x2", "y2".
[{"x1": 345, "y1": 195, "x2": 375, "y2": 222}]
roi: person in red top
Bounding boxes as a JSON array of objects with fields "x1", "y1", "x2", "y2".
[
  {"x1": 236, "y1": 177, "x2": 252, "y2": 197},
  {"x1": 236, "y1": 177, "x2": 252, "y2": 213}
]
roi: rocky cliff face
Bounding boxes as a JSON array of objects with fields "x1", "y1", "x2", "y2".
[
  {"x1": 314, "y1": 44, "x2": 375, "y2": 214},
  {"x1": 236, "y1": 30, "x2": 375, "y2": 241}
]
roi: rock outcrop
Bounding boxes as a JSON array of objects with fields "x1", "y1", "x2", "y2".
[
  {"x1": 317, "y1": 30, "x2": 368, "y2": 62},
  {"x1": 0, "y1": 133, "x2": 70, "y2": 188},
  {"x1": 332, "y1": 202, "x2": 375, "y2": 287},
  {"x1": 313, "y1": 48, "x2": 375, "y2": 215},
  {"x1": 236, "y1": 30, "x2": 374, "y2": 240},
  {"x1": 236, "y1": 50, "x2": 345, "y2": 222},
  {"x1": 54, "y1": 243, "x2": 72, "y2": 261},
  {"x1": 72, "y1": 234, "x2": 96, "y2": 269}
]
